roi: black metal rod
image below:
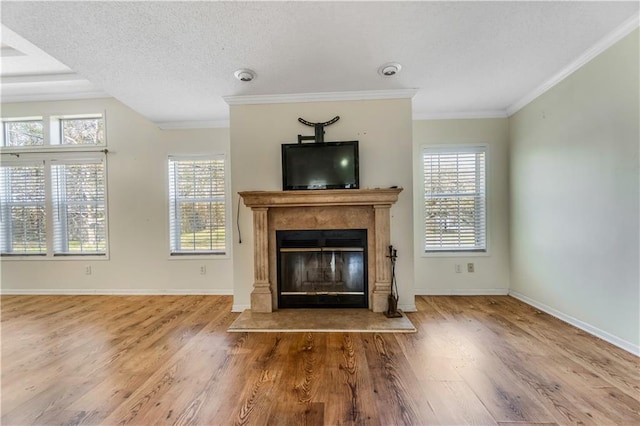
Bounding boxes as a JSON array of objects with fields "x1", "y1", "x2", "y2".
[{"x1": 2, "y1": 148, "x2": 109, "y2": 157}]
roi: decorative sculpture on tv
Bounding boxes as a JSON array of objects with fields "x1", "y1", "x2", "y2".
[{"x1": 297, "y1": 116, "x2": 340, "y2": 143}]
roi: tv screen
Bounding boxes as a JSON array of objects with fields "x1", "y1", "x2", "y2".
[{"x1": 282, "y1": 141, "x2": 359, "y2": 190}]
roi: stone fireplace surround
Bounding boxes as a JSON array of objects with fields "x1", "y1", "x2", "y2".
[{"x1": 239, "y1": 188, "x2": 402, "y2": 312}]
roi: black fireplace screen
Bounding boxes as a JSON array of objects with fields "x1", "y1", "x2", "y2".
[
  {"x1": 280, "y1": 248, "x2": 364, "y2": 295},
  {"x1": 277, "y1": 229, "x2": 367, "y2": 308}
]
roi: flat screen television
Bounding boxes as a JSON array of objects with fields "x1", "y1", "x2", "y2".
[{"x1": 282, "y1": 141, "x2": 359, "y2": 190}]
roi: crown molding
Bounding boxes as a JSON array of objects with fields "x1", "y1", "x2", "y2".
[
  {"x1": 507, "y1": 13, "x2": 640, "y2": 116},
  {"x1": 413, "y1": 110, "x2": 508, "y2": 121},
  {"x1": 1, "y1": 72, "x2": 86, "y2": 85},
  {"x1": 0, "y1": 46, "x2": 26, "y2": 57},
  {"x1": 224, "y1": 89, "x2": 418, "y2": 106},
  {"x1": 1, "y1": 91, "x2": 111, "y2": 103},
  {"x1": 156, "y1": 119, "x2": 230, "y2": 129},
  {"x1": 1, "y1": 72, "x2": 110, "y2": 103}
]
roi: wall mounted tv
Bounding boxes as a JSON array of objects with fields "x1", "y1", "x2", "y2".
[{"x1": 281, "y1": 141, "x2": 359, "y2": 190}]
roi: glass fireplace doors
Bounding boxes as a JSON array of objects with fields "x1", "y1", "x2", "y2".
[{"x1": 277, "y1": 229, "x2": 367, "y2": 308}]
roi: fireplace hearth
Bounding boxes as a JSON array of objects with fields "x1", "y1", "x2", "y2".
[{"x1": 277, "y1": 229, "x2": 367, "y2": 308}]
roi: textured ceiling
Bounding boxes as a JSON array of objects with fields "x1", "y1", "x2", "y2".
[{"x1": 1, "y1": 1, "x2": 638, "y2": 127}]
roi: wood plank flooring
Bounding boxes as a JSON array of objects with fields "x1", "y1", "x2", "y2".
[{"x1": 1, "y1": 295, "x2": 638, "y2": 425}]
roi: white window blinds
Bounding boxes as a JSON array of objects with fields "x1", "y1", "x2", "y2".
[
  {"x1": 52, "y1": 159, "x2": 107, "y2": 255},
  {"x1": 423, "y1": 146, "x2": 487, "y2": 252},
  {"x1": 168, "y1": 156, "x2": 226, "y2": 254},
  {"x1": 0, "y1": 163, "x2": 47, "y2": 254}
]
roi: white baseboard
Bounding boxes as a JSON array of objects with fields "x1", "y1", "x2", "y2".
[
  {"x1": 399, "y1": 303, "x2": 417, "y2": 312},
  {"x1": 509, "y1": 290, "x2": 639, "y2": 357},
  {"x1": 0, "y1": 288, "x2": 234, "y2": 296},
  {"x1": 415, "y1": 288, "x2": 509, "y2": 296},
  {"x1": 231, "y1": 304, "x2": 250, "y2": 313}
]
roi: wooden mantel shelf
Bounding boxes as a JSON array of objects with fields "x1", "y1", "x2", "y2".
[{"x1": 239, "y1": 188, "x2": 403, "y2": 208}]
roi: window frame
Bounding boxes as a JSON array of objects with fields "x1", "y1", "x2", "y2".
[
  {"x1": 420, "y1": 143, "x2": 489, "y2": 257},
  {"x1": 54, "y1": 114, "x2": 106, "y2": 146},
  {"x1": 51, "y1": 157, "x2": 108, "y2": 256},
  {"x1": 1, "y1": 117, "x2": 45, "y2": 148},
  {"x1": 167, "y1": 153, "x2": 230, "y2": 259},
  {"x1": 1, "y1": 113, "x2": 106, "y2": 149},
  {"x1": 0, "y1": 113, "x2": 109, "y2": 260},
  {"x1": 0, "y1": 159, "x2": 47, "y2": 256}
]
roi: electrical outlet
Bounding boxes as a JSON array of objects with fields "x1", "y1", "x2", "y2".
[
  {"x1": 200, "y1": 265, "x2": 207, "y2": 275},
  {"x1": 85, "y1": 266, "x2": 92, "y2": 275},
  {"x1": 467, "y1": 263, "x2": 475, "y2": 273},
  {"x1": 455, "y1": 264, "x2": 462, "y2": 273}
]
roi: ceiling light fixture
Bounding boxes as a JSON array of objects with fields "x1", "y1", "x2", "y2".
[
  {"x1": 234, "y1": 69, "x2": 256, "y2": 82},
  {"x1": 378, "y1": 62, "x2": 402, "y2": 77}
]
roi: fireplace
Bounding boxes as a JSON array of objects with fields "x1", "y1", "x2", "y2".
[
  {"x1": 239, "y1": 188, "x2": 402, "y2": 312},
  {"x1": 277, "y1": 229, "x2": 367, "y2": 308}
]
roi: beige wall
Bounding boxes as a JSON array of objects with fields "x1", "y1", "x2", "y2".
[
  {"x1": 412, "y1": 118, "x2": 511, "y2": 294},
  {"x1": 1, "y1": 30, "x2": 636, "y2": 355},
  {"x1": 510, "y1": 29, "x2": 639, "y2": 351},
  {"x1": 230, "y1": 99, "x2": 415, "y2": 311},
  {"x1": 0, "y1": 98, "x2": 234, "y2": 293}
]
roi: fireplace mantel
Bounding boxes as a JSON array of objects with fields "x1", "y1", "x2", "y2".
[
  {"x1": 239, "y1": 188, "x2": 402, "y2": 313},
  {"x1": 239, "y1": 188, "x2": 402, "y2": 208}
]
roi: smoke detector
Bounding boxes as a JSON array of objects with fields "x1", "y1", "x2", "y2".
[
  {"x1": 234, "y1": 69, "x2": 256, "y2": 82},
  {"x1": 378, "y1": 62, "x2": 402, "y2": 77}
]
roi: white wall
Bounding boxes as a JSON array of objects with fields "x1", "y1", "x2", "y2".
[
  {"x1": 0, "y1": 98, "x2": 234, "y2": 294},
  {"x1": 510, "y1": 29, "x2": 639, "y2": 351},
  {"x1": 2, "y1": 30, "x2": 636, "y2": 356},
  {"x1": 412, "y1": 118, "x2": 511, "y2": 294},
  {"x1": 230, "y1": 99, "x2": 415, "y2": 311}
]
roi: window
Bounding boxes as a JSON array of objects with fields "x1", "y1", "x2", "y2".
[
  {"x1": 52, "y1": 160, "x2": 106, "y2": 254},
  {"x1": 423, "y1": 145, "x2": 487, "y2": 252},
  {"x1": 2, "y1": 118, "x2": 44, "y2": 147},
  {"x1": 1, "y1": 115, "x2": 105, "y2": 147},
  {"x1": 168, "y1": 156, "x2": 226, "y2": 255},
  {"x1": 0, "y1": 163, "x2": 46, "y2": 254},
  {"x1": 57, "y1": 116, "x2": 104, "y2": 145},
  {"x1": 0, "y1": 114, "x2": 108, "y2": 257}
]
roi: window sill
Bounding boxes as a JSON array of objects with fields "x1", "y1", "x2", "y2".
[
  {"x1": 421, "y1": 250, "x2": 490, "y2": 258},
  {"x1": 167, "y1": 253, "x2": 230, "y2": 261},
  {"x1": 1, "y1": 254, "x2": 110, "y2": 261}
]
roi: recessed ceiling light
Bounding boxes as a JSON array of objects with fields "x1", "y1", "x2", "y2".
[
  {"x1": 234, "y1": 69, "x2": 256, "y2": 82},
  {"x1": 378, "y1": 62, "x2": 402, "y2": 77}
]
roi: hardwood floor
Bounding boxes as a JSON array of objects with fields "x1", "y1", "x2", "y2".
[{"x1": 1, "y1": 295, "x2": 638, "y2": 425}]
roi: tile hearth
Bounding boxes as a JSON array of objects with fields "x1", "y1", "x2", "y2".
[{"x1": 227, "y1": 309, "x2": 416, "y2": 333}]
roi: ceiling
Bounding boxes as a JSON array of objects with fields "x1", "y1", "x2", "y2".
[{"x1": 1, "y1": 1, "x2": 638, "y2": 128}]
